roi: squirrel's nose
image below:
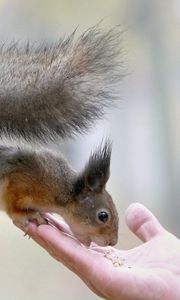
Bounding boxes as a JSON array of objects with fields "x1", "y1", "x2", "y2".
[
  {"x1": 108, "y1": 236, "x2": 118, "y2": 246},
  {"x1": 108, "y1": 241, "x2": 115, "y2": 246}
]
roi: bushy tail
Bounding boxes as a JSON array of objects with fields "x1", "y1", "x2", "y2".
[{"x1": 0, "y1": 26, "x2": 125, "y2": 142}]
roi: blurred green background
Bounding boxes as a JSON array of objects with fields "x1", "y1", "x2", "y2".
[{"x1": 0, "y1": 0, "x2": 179, "y2": 299}]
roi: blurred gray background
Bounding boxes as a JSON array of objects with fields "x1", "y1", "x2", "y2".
[{"x1": 0, "y1": 0, "x2": 179, "y2": 299}]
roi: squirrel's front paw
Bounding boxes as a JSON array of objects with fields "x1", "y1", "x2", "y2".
[
  {"x1": 12, "y1": 211, "x2": 48, "y2": 236},
  {"x1": 27, "y1": 211, "x2": 48, "y2": 226}
]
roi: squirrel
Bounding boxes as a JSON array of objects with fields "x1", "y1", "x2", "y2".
[{"x1": 0, "y1": 26, "x2": 124, "y2": 246}]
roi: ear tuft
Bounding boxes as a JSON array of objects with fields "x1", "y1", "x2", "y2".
[
  {"x1": 72, "y1": 139, "x2": 112, "y2": 195},
  {"x1": 84, "y1": 139, "x2": 112, "y2": 193}
]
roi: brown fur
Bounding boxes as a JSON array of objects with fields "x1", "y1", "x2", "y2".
[{"x1": 0, "y1": 26, "x2": 123, "y2": 246}]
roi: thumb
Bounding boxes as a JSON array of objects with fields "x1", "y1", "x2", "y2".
[{"x1": 125, "y1": 203, "x2": 166, "y2": 242}]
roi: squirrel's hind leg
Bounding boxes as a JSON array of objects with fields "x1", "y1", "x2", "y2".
[{"x1": 1, "y1": 176, "x2": 49, "y2": 232}]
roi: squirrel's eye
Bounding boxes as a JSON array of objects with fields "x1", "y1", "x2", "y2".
[{"x1": 96, "y1": 209, "x2": 110, "y2": 224}]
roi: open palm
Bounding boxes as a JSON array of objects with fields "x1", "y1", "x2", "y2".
[{"x1": 16, "y1": 203, "x2": 180, "y2": 300}]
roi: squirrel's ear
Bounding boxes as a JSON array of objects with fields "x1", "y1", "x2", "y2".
[{"x1": 73, "y1": 140, "x2": 112, "y2": 195}]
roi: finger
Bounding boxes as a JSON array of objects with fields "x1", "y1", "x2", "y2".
[
  {"x1": 125, "y1": 203, "x2": 166, "y2": 242},
  {"x1": 14, "y1": 219, "x2": 97, "y2": 274},
  {"x1": 26, "y1": 223, "x2": 94, "y2": 275},
  {"x1": 35, "y1": 225, "x2": 108, "y2": 298},
  {"x1": 14, "y1": 215, "x2": 75, "y2": 241},
  {"x1": 14, "y1": 220, "x2": 50, "y2": 248},
  {"x1": 32, "y1": 224, "x2": 102, "y2": 274},
  {"x1": 41, "y1": 213, "x2": 74, "y2": 236},
  {"x1": 29, "y1": 224, "x2": 106, "y2": 298}
]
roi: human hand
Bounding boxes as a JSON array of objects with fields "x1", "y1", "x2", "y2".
[{"x1": 15, "y1": 203, "x2": 180, "y2": 300}]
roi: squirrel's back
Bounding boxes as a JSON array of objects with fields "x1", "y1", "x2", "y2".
[{"x1": 0, "y1": 26, "x2": 125, "y2": 142}]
